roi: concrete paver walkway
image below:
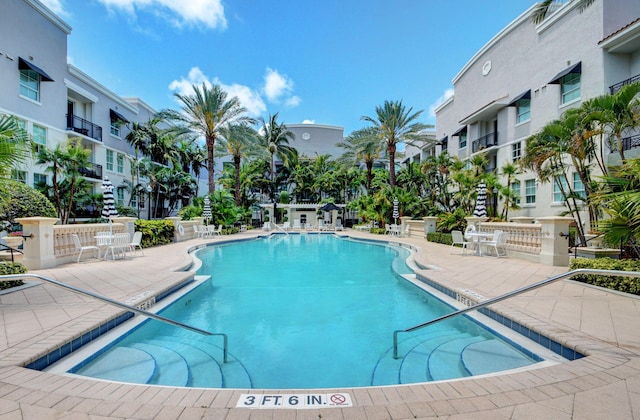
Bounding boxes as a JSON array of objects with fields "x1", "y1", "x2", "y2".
[{"x1": 0, "y1": 230, "x2": 639, "y2": 419}]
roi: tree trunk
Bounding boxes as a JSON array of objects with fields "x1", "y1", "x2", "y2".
[
  {"x1": 234, "y1": 155, "x2": 241, "y2": 206},
  {"x1": 207, "y1": 135, "x2": 215, "y2": 194},
  {"x1": 388, "y1": 145, "x2": 396, "y2": 187}
]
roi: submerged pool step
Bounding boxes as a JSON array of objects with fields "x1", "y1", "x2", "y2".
[
  {"x1": 427, "y1": 334, "x2": 481, "y2": 381},
  {"x1": 462, "y1": 339, "x2": 534, "y2": 376},
  {"x1": 130, "y1": 343, "x2": 191, "y2": 386},
  {"x1": 77, "y1": 347, "x2": 155, "y2": 384}
]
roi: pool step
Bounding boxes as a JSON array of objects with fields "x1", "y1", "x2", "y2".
[
  {"x1": 462, "y1": 339, "x2": 533, "y2": 376},
  {"x1": 401, "y1": 333, "x2": 475, "y2": 383},
  {"x1": 76, "y1": 347, "x2": 155, "y2": 384},
  {"x1": 427, "y1": 335, "x2": 480, "y2": 381},
  {"x1": 130, "y1": 343, "x2": 191, "y2": 386}
]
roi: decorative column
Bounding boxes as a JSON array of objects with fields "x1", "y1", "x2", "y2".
[
  {"x1": 166, "y1": 217, "x2": 182, "y2": 242},
  {"x1": 400, "y1": 216, "x2": 411, "y2": 237},
  {"x1": 423, "y1": 217, "x2": 437, "y2": 235},
  {"x1": 15, "y1": 217, "x2": 59, "y2": 270},
  {"x1": 537, "y1": 216, "x2": 573, "y2": 266}
]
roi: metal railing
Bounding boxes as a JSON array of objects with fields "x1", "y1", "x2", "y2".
[
  {"x1": 393, "y1": 269, "x2": 640, "y2": 359},
  {"x1": 0, "y1": 273, "x2": 228, "y2": 363},
  {"x1": 66, "y1": 114, "x2": 103, "y2": 142},
  {"x1": 471, "y1": 132, "x2": 498, "y2": 153},
  {"x1": 78, "y1": 163, "x2": 103, "y2": 180},
  {"x1": 609, "y1": 74, "x2": 640, "y2": 94},
  {"x1": 0, "y1": 243, "x2": 23, "y2": 262}
]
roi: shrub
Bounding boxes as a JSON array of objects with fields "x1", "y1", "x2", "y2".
[
  {"x1": 569, "y1": 257, "x2": 640, "y2": 295},
  {"x1": 0, "y1": 262, "x2": 28, "y2": 290},
  {"x1": 134, "y1": 220, "x2": 175, "y2": 248},
  {"x1": 177, "y1": 205, "x2": 201, "y2": 220},
  {"x1": 427, "y1": 232, "x2": 453, "y2": 245},
  {"x1": 0, "y1": 181, "x2": 57, "y2": 226},
  {"x1": 370, "y1": 227, "x2": 386, "y2": 235}
]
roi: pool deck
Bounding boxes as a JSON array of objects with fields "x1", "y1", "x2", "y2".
[{"x1": 0, "y1": 230, "x2": 639, "y2": 419}]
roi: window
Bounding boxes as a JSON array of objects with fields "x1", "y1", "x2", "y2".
[
  {"x1": 116, "y1": 187, "x2": 125, "y2": 206},
  {"x1": 561, "y1": 73, "x2": 580, "y2": 104},
  {"x1": 525, "y1": 179, "x2": 536, "y2": 204},
  {"x1": 117, "y1": 153, "x2": 124, "y2": 173},
  {"x1": 131, "y1": 192, "x2": 138, "y2": 209},
  {"x1": 20, "y1": 69, "x2": 40, "y2": 101},
  {"x1": 33, "y1": 173, "x2": 47, "y2": 188},
  {"x1": 512, "y1": 142, "x2": 522, "y2": 162},
  {"x1": 110, "y1": 119, "x2": 121, "y2": 137},
  {"x1": 106, "y1": 150, "x2": 114, "y2": 171},
  {"x1": 459, "y1": 132, "x2": 467, "y2": 149},
  {"x1": 553, "y1": 175, "x2": 568, "y2": 203},
  {"x1": 573, "y1": 172, "x2": 586, "y2": 199},
  {"x1": 516, "y1": 99, "x2": 530, "y2": 123},
  {"x1": 510, "y1": 181, "x2": 521, "y2": 205},
  {"x1": 32, "y1": 124, "x2": 47, "y2": 152},
  {"x1": 11, "y1": 170, "x2": 26, "y2": 184}
]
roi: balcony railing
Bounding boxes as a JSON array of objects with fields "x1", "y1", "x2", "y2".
[
  {"x1": 472, "y1": 132, "x2": 498, "y2": 153},
  {"x1": 609, "y1": 74, "x2": 640, "y2": 95},
  {"x1": 66, "y1": 114, "x2": 102, "y2": 142},
  {"x1": 78, "y1": 163, "x2": 103, "y2": 180}
]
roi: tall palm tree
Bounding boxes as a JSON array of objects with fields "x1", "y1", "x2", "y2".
[
  {"x1": 499, "y1": 162, "x2": 521, "y2": 220},
  {"x1": 217, "y1": 123, "x2": 258, "y2": 206},
  {"x1": 257, "y1": 113, "x2": 295, "y2": 200},
  {"x1": 0, "y1": 114, "x2": 32, "y2": 177},
  {"x1": 531, "y1": 0, "x2": 595, "y2": 24},
  {"x1": 361, "y1": 100, "x2": 431, "y2": 187},
  {"x1": 337, "y1": 127, "x2": 384, "y2": 193},
  {"x1": 162, "y1": 83, "x2": 254, "y2": 194}
]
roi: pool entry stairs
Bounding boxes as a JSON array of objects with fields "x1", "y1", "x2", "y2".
[{"x1": 77, "y1": 336, "x2": 252, "y2": 387}]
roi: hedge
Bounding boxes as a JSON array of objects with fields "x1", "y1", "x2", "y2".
[
  {"x1": 427, "y1": 232, "x2": 453, "y2": 245},
  {"x1": 133, "y1": 220, "x2": 176, "y2": 248},
  {"x1": 569, "y1": 257, "x2": 640, "y2": 295},
  {"x1": 0, "y1": 262, "x2": 28, "y2": 291}
]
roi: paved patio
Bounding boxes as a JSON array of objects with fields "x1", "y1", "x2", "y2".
[{"x1": 0, "y1": 230, "x2": 639, "y2": 419}]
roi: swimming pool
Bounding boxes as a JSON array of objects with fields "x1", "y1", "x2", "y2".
[{"x1": 62, "y1": 234, "x2": 551, "y2": 389}]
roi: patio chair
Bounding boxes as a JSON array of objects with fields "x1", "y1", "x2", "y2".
[
  {"x1": 450, "y1": 230, "x2": 472, "y2": 255},
  {"x1": 293, "y1": 220, "x2": 301, "y2": 230},
  {"x1": 104, "y1": 233, "x2": 131, "y2": 260},
  {"x1": 72, "y1": 234, "x2": 99, "y2": 263},
  {"x1": 213, "y1": 224, "x2": 223, "y2": 236},
  {"x1": 128, "y1": 231, "x2": 144, "y2": 256},
  {"x1": 481, "y1": 231, "x2": 509, "y2": 257},
  {"x1": 193, "y1": 225, "x2": 206, "y2": 239},
  {"x1": 283, "y1": 221, "x2": 291, "y2": 231},
  {"x1": 262, "y1": 222, "x2": 271, "y2": 231}
]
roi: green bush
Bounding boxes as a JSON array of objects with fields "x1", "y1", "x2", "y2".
[
  {"x1": 0, "y1": 262, "x2": 27, "y2": 290},
  {"x1": 177, "y1": 205, "x2": 202, "y2": 220},
  {"x1": 0, "y1": 180, "x2": 57, "y2": 225},
  {"x1": 569, "y1": 257, "x2": 640, "y2": 295},
  {"x1": 134, "y1": 220, "x2": 175, "y2": 248},
  {"x1": 370, "y1": 227, "x2": 386, "y2": 235},
  {"x1": 427, "y1": 232, "x2": 453, "y2": 245}
]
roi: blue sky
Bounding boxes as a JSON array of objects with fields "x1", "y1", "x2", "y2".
[{"x1": 43, "y1": 0, "x2": 536, "y2": 135}]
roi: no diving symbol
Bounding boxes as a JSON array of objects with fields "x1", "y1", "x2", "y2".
[{"x1": 330, "y1": 394, "x2": 346, "y2": 405}]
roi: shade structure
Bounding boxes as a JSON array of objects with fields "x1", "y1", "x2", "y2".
[
  {"x1": 392, "y1": 197, "x2": 399, "y2": 224},
  {"x1": 101, "y1": 177, "x2": 118, "y2": 234},
  {"x1": 473, "y1": 182, "x2": 488, "y2": 218},
  {"x1": 203, "y1": 196, "x2": 212, "y2": 224},
  {"x1": 319, "y1": 202, "x2": 341, "y2": 212}
]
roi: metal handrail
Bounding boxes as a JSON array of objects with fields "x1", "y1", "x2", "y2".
[
  {"x1": 0, "y1": 243, "x2": 23, "y2": 263},
  {"x1": 393, "y1": 269, "x2": 640, "y2": 359},
  {"x1": 0, "y1": 273, "x2": 228, "y2": 363}
]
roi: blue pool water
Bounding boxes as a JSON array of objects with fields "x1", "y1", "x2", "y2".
[{"x1": 70, "y1": 234, "x2": 541, "y2": 389}]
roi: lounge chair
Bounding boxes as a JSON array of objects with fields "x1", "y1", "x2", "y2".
[
  {"x1": 450, "y1": 230, "x2": 472, "y2": 255},
  {"x1": 293, "y1": 220, "x2": 301, "y2": 230},
  {"x1": 128, "y1": 231, "x2": 144, "y2": 256},
  {"x1": 72, "y1": 234, "x2": 99, "y2": 263},
  {"x1": 335, "y1": 220, "x2": 344, "y2": 231}
]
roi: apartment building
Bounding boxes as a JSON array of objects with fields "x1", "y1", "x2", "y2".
[{"x1": 427, "y1": 0, "x2": 640, "y2": 226}]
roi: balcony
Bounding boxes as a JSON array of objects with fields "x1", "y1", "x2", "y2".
[
  {"x1": 78, "y1": 163, "x2": 103, "y2": 180},
  {"x1": 472, "y1": 132, "x2": 498, "y2": 153},
  {"x1": 66, "y1": 114, "x2": 102, "y2": 142},
  {"x1": 609, "y1": 74, "x2": 640, "y2": 95}
]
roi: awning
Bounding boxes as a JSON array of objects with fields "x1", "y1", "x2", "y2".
[
  {"x1": 549, "y1": 62, "x2": 581, "y2": 84},
  {"x1": 507, "y1": 90, "x2": 531, "y2": 106},
  {"x1": 437, "y1": 136, "x2": 448, "y2": 146},
  {"x1": 18, "y1": 57, "x2": 53, "y2": 82},
  {"x1": 110, "y1": 109, "x2": 129, "y2": 123},
  {"x1": 458, "y1": 96, "x2": 509, "y2": 125},
  {"x1": 452, "y1": 126, "x2": 467, "y2": 136}
]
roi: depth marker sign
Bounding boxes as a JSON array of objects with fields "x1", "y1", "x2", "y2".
[{"x1": 237, "y1": 393, "x2": 352, "y2": 409}]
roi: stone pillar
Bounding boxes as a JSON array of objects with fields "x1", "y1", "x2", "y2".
[
  {"x1": 537, "y1": 216, "x2": 573, "y2": 266},
  {"x1": 15, "y1": 217, "x2": 59, "y2": 270},
  {"x1": 113, "y1": 216, "x2": 136, "y2": 237},
  {"x1": 166, "y1": 217, "x2": 182, "y2": 242},
  {"x1": 400, "y1": 216, "x2": 411, "y2": 237},
  {"x1": 423, "y1": 217, "x2": 437, "y2": 234}
]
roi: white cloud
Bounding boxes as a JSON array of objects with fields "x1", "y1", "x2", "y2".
[
  {"x1": 40, "y1": 0, "x2": 67, "y2": 17},
  {"x1": 429, "y1": 88, "x2": 454, "y2": 118},
  {"x1": 168, "y1": 67, "x2": 266, "y2": 117},
  {"x1": 96, "y1": 0, "x2": 227, "y2": 30},
  {"x1": 263, "y1": 68, "x2": 294, "y2": 103},
  {"x1": 285, "y1": 96, "x2": 301, "y2": 107},
  {"x1": 301, "y1": 119, "x2": 315, "y2": 124}
]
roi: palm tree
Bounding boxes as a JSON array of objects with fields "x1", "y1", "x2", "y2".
[
  {"x1": 257, "y1": 113, "x2": 296, "y2": 202},
  {"x1": 361, "y1": 100, "x2": 431, "y2": 187},
  {"x1": 162, "y1": 83, "x2": 254, "y2": 194},
  {"x1": 337, "y1": 127, "x2": 384, "y2": 193},
  {"x1": 0, "y1": 114, "x2": 32, "y2": 177},
  {"x1": 499, "y1": 162, "x2": 521, "y2": 220},
  {"x1": 531, "y1": 0, "x2": 595, "y2": 24},
  {"x1": 217, "y1": 123, "x2": 258, "y2": 206}
]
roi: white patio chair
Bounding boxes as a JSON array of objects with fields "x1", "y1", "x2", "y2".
[
  {"x1": 450, "y1": 230, "x2": 472, "y2": 255},
  {"x1": 72, "y1": 234, "x2": 99, "y2": 263},
  {"x1": 481, "y1": 231, "x2": 509, "y2": 257},
  {"x1": 283, "y1": 221, "x2": 291, "y2": 231},
  {"x1": 128, "y1": 231, "x2": 144, "y2": 256},
  {"x1": 213, "y1": 224, "x2": 223, "y2": 236},
  {"x1": 193, "y1": 225, "x2": 206, "y2": 239},
  {"x1": 262, "y1": 222, "x2": 271, "y2": 231},
  {"x1": 104, "y1": 233, "x2": 131, "y2": 260},
  {"x1": 293, "y1": 220, "x2": 301, "y2": 230}
]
